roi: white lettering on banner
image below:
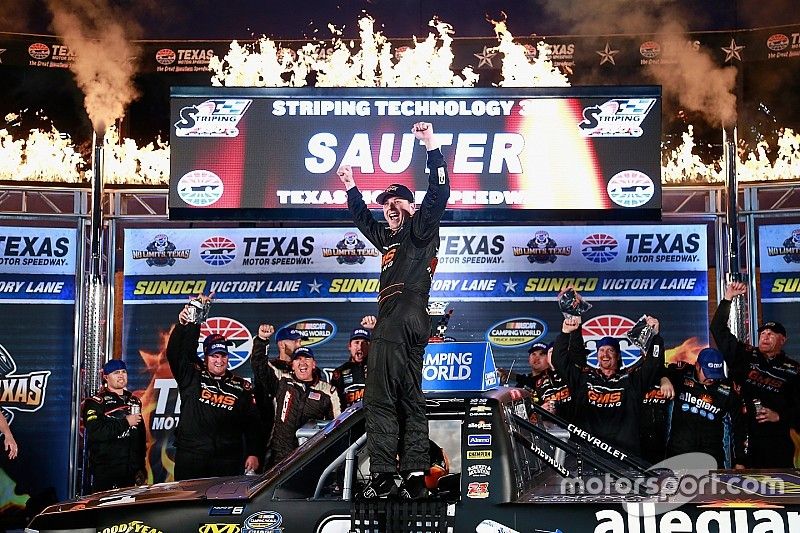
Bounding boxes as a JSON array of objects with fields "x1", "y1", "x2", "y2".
[
  {"x1": 594, "y1": 506, "x2": 800, "y2": 533},
  {"x1": 273, "y1": 189, "x2": 533, "y2": 206},
  {"x1": 601, "y1": 279, "x2": 658, "y2": 291},
  {"x1": 151, "y1": 378, "x2": 181, "y2": 431},
  {"x1": 24, "y1": 281, "x2": 65, "y2": 293},
  {"x1": 304, "y1": 132, "x2": 523, "y2": 174},
  {"x1": 0, "y1": 282, "x2": 24, "y2": 293},
  {"x1": 423, "y1": 352, "x2": 473, "y2": 381},
  {"x1": 273, "y1": 99, "x2": 516, "y2": 117}
]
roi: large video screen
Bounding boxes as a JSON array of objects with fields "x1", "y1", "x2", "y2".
[{"x1": 169, "y1": 87, "x2": 661, "y2": 222}]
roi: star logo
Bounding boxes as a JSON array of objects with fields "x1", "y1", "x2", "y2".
[
  {"x1": 307, "y1": 279, "x2": 322, "y2": 294},
  {"x1": 721, "y1": 38, "x2": 744, "y2": 62},
  {"x1": 473, "y1": 46, "x2": 497, "y2": 69},
  {"x1": 503, "y1": 278, "x2": 517, "y2": 293},
  {"x1": 0, "y1": 49, "x2": 6, "y2": 64},
  {"x1": 596, "y1": 42, "x2": 619, "y2": 66}
]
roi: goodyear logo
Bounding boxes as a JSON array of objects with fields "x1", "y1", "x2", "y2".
[
  {"x1": 100, "y1": 522, "x2": 164, "y2": 533},
  {"x1": 467, "y1": 450, "x2": 492, "y2": 460},
  {"x1": 285, "y1": 318, "x2": 336, "y2": 347},
  {"x1": 486, "y1": 317, "x2": 546, "y2": 348}
]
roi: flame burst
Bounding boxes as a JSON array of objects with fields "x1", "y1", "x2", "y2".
[{"x1": 665, "y1": 336, "x2": 705, "y2": 364}]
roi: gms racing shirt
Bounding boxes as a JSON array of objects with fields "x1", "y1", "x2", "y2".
[
  {"x1": 82, "y1": 388, "x2": 145, "y2": 475},
  {"x1": 331, "y1": 359, "x2": 367, "y2": 408},
  {"x1": 166, "y1": 323, "x2": 263, "y2": 461},
  {"x1": 552, "y1": 330, "x2": 663, "y2": 457}
]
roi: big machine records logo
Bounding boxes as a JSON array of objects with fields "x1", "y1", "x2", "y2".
[
  {"x1": 606, "y1": 170, "x2": 655, "y2": 208},
  {"x1": 173, "y1": 98, "x2": 252, "y2": 138},
  {"x1": 198, "y1": 318, "x2": 253, "y2": 371},
  {"x1": 512, "y1": 231, "x2": 571, "y2": 264},
  {"x1": 486, "y1": 317, "x2": 547, "y2": 348},
  {"x1": 0, "y1": 343, "x2": 51, "y2": 424},
  {"x1": 578, "y1": 98, "x2": 656, "y2": 137},
  {"x1": 132, "y1": 234, "x2": 190, "y2": 267},
  {"x1": 581, "y1": 233, "x2": 619, "y2": 263},
  {"x1": 200, "y1": 236, "x2": 237, "y2": 267},
  {"x1": 766, "y1": 228, "x2": 800, "y2": 263},
  {"x1": 582, "y1": 315, "x2": 641, "y2": 368},
  {"x1": 321, "y1": 231, "x2": 378, "y2": 265},
  {"x1": 177, "y1": 170, "x2": 224, "y2": 207}
]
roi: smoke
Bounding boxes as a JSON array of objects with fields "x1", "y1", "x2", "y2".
[
  {"x1": 45, "y1": 0, "x2": 141, "y2": 134},
  {"x1": 539, "y1": 0, "x2": 737, "y2": 127}
]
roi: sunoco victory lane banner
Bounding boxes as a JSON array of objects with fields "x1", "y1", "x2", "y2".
[
  {"x1": 122, "y1": 223, "x2": 708, "y2": 482},
  {"x1": 758, "y1": 223, "x2": 800, "y2": 354},
  {"x1": 168, "y1": 86, "x2": 661, "y2": 222},
  {"x1": 0, "y1": 226, "x2": 76, "y2": 520}
]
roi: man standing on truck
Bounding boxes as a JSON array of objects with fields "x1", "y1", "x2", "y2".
[{"x1": 337, "y1": 121, "x2": 449, "y2": 499}]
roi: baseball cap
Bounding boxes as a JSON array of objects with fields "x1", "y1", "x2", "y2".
[
  {"x1": 758, "y1": 321, "x2": 787, "y2": 337},
  {"x1": 275, "y1": 327, "x2": 308, "y2": 343},
  {"x1": 292, "y1": 346, "x2": 315, "y2": 359},
  {"x1": 203, "y1": 333, "x2": 230, "y2": 357},
  {"x1": 528, "y1": 342, "x2": 548, "y2": 354},
  {"x1": 102, "y1": 359, "x2": 126, "y2": 374},
  {"x1": 595, "y1": 336, "x2": 621, "y2": 353},
  {"x1": 376, "y1": 184, "x2": 415, "y2": 205},
  {"x1": 350, "y1": 328, "x2": 371, "y2": 342},
  {"x1": 697, "y1": 347, "x2": 726, "y2": 380}
]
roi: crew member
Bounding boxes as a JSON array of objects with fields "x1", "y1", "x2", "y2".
[
  {"x1": 511, "y1": 342, "x2": 574, "y2": 420},
  {"x1": 331, "y1": 317, "x2": 375, "y2": 408},
  {"x1": 337, "y1": 121, "x2": 449, "y2": 499},
  {"x1": 710, "y1": 281, "x2": 800, "y2": 467},
  {"x1": 82, "y1": 359, "x2": 145, "y2": 492},
  {"x1": 166, "y1": 297, "x2": 263, "y2": 480},
  {"x1": 0, "y1": 410, "x2": 18, "y2": 460}
]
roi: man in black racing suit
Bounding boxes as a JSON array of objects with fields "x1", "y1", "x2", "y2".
[
  {"x1": 331, "y1": 318, "x2": 374, "y2": 409},
  {"x1": 337, "y1": 121, "x2": 449, "y2": 499},
  {"x1": 166, "y1": 298, "x2": 263, "y2": 480},
  {"x1": 711, "y1": 281, "x2": 800, "y2": 467}
]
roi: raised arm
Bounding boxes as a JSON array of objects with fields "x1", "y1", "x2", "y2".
[
  {"x1": 166, "y1": 302, "x2": 204, "y2": 391},
  {"x1": 250, "y1": 324, "x2": 280, "y2": 396},
  {"x1": 411, "y1": 122, "x2": 449, "y2": 240},
  {"x1": 339, "y1": 164, "x2": 388, "y2": 249},
  {"x1": 709, "y1": 282, "x2": 749, "y2": 370},
  {"x1": 551, "y1": 316, "x2": 586, "y2": 391}
]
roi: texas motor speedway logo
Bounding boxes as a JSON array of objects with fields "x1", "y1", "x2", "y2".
[{"x1": 0, "y1": 343, "x2": 51, "y2": 424}]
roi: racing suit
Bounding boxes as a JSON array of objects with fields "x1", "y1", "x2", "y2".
[
  {"x1": 82, "y1": 388, "x2": 145, "y2": 492},
  {"x1": 711, "y1": 299, "x2": 800, "y2": 467},
  {"x1": 663, "y1": 362, "x2": 746, "y2": 468},
  {"x1": 249, "y1": 336, "x2": 293, "y2": 450},
  {"x1": 515, "y1": 369, "x2": 574, "y2": 421},
  {"x1": 639, "y1": 381, "x2": 670, "y2": 465},
  {"x1": 331, "y1": 359, "x2": 367, "y2": 409},
  {"x1": 346, "y1": 147, "x2": 449, "y2": 474},
  {"x1": 166, "y1": 323, "x2": 263, "y2": 480},
  {"x1": 552, "y1": 329, "x2": 663, "y2": 457},
  {"x1": 250, "y1": 341, "x2": 341, "y2": 465}
]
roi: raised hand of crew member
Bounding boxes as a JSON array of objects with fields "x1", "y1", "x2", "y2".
[
  {"x1": 337, "y1": 164, "x2": 356, "y2": 190},
  {"x1": 644, "y1": 315, "x2": 660, "y2": 334},
  {"x1": 258, "y1": 324, "x2": 275, "y2": 340},
  {"x1": 361, "y1": 315, "x2": 377, "y2": 330},
  {"x1": 724, "y1": 281, "x2": 747, "y2": 300},
  {"x1": 562, "y1": 316, "x2": 581, "y2": 333},
  {"x1": 178, "y1": 292, "x2": 215, "y2": 325},
  {"x1": 244, "y1": 455, "x2": 259, "y2": 473}
]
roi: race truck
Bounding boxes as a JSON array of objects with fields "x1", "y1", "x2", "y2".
[{"x1": 26, "y1": 342, "x2": 800, "y2": 533}]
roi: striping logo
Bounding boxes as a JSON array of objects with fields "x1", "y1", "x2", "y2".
[
  {"x1": 581, "y1": 233, "x2": 618, "y2": 263},
  {"x1": 467, "y1": 450, "x2": 492, "y2": 460},
  {"x1": 607, "y1": 170, "x2": 654, "y2": 207},
  {"x1": 578, "y1": 98, "x2": 656, "y2": 137},
  {"x1": 155, "y1": 48, "x2": 176, "y2": 65},
  {"x1": 321, "y1": 232, "x2": 378, "y2": 265},
  {"x1": 468, "y1": 434, "x2": 492, "y2": 447},
  {"x1": 512, "y1": 231, "x2": 571, "y2": 264},
  {"x1": 174, "y1": 99, "x2": 252, "y2": 138},
  {"x1": 766, "y1": 228, "x2": 800, "y2": 263},
  {"x1": 199, "y1": 317, "x2": 253, "y2": 371},
  {"x1": 28, "y1": 43, "x2": 51, "y2": 60},
  {"x1": 486, "y1": 317, "x2": 546, "y2": 348},
  {"x1": 132, "y1": 234, "x2": 190, "y2": 267},
  {"x1": 639, "y1": 40, "x2": 661, "y2": 58},
  {"x1": 467, "y1": 482, "x2": 490, "y2": 499},
  {"x1": 467, "y1": 464, "x2": 491, "y2": 477},
  {"x1": 582, "y1": 315, "x2": 641, "y2": 368},
  {"x1": 243, "y1": 510, "x2": 283, "y2": 532},
  {"x1": 200, "y1": 236, "x2": 237, "y2": 267},
  {"x1": 767, "y1": 34, "x2": 790, "y2": 51},
  {"x1": 177, "y1": 170, "x2": 224, "y2": 207},
  {"x1": 283, "y1": 318, "x2": 337, "y2": 347}
]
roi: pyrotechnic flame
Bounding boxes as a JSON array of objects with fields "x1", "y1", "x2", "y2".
[
  {"x1": 0, "y1": 124, "x2": 84, "y2": 182},
  {"x1": 664, "y1": 336, "x2": 704, "y2": 364}
]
